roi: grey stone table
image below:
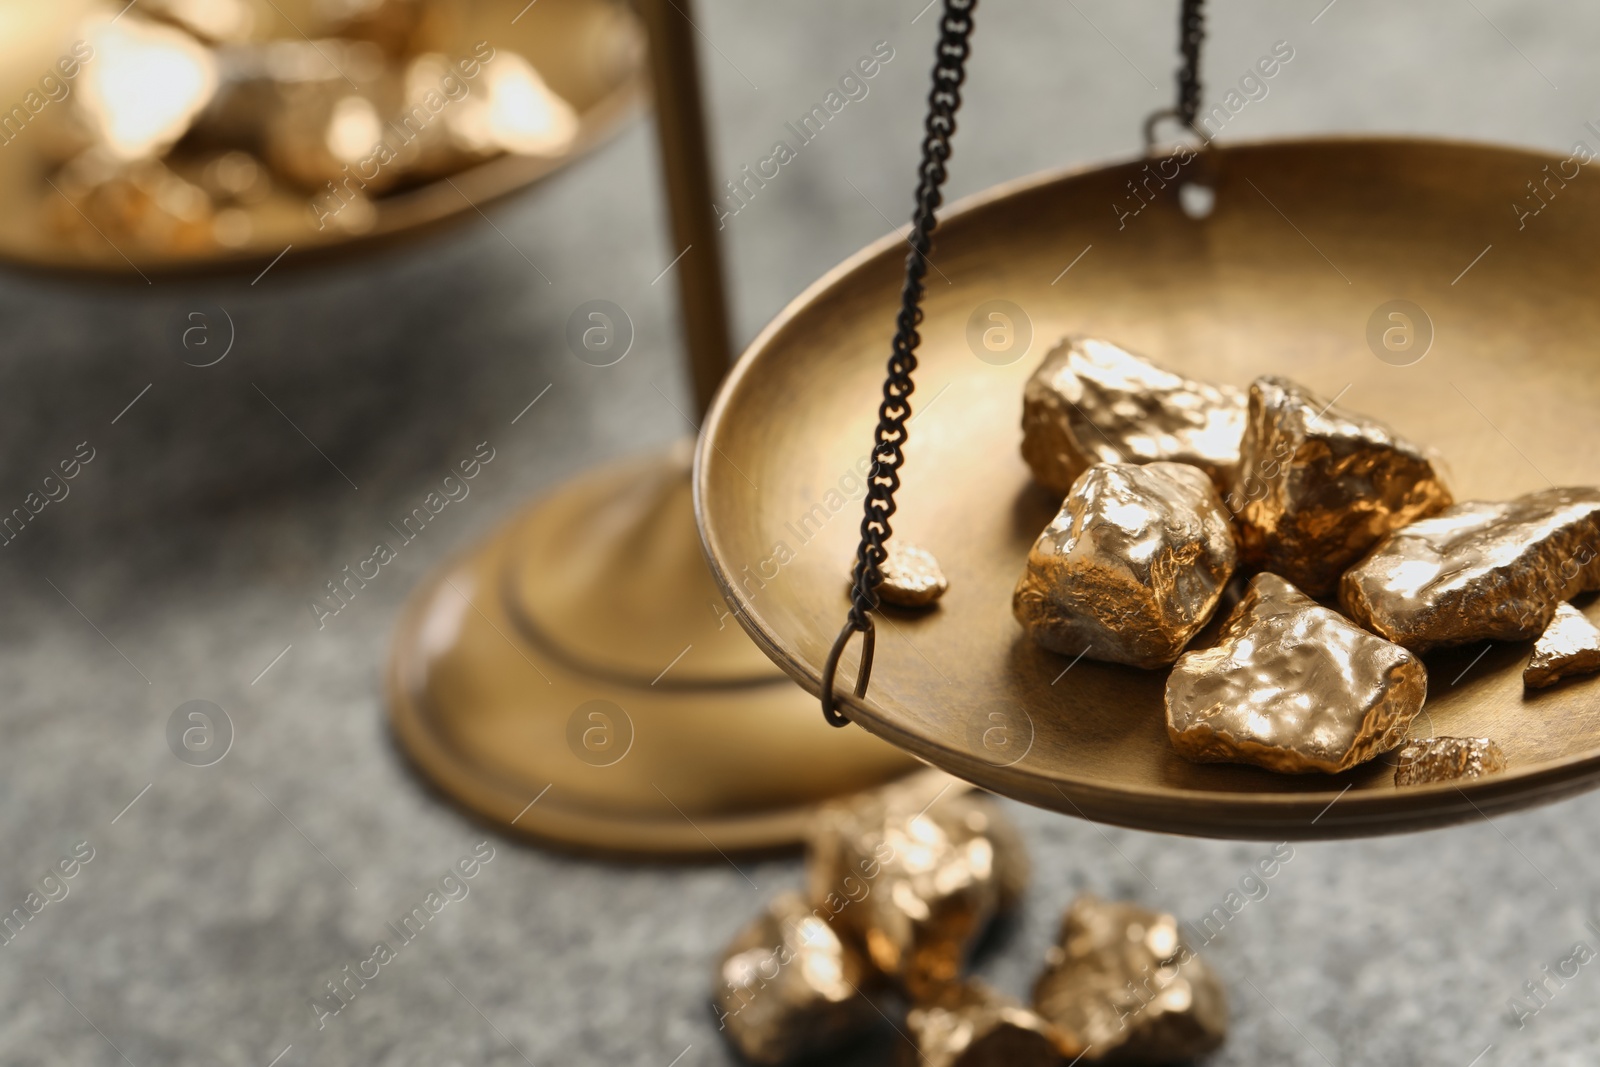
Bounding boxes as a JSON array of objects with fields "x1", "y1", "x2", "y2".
[{"x1": 3, "y1": 1, "x2": 1599, "y2": 1063}]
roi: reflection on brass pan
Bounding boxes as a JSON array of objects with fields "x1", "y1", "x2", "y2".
[
  {"x1": 1166, "y1": 573, "x2": 1426, "y2": 774},
  {"x1": 904, "y1": 981, "x2": 1079, "y2": 1067},
  {"x1": 866, "y1": 541, "x2": 948, "y2": 608},
  {"x1": 1014, "y1": 461, "x2": 1236, "y2": 669},
  {"x1": 1525, "y1": 602, "x2": 1600, "y2": 689},
  {"x1": 1020, "y1": 336, "x2": 1244, "y2": 497},
  {"x1": 1032, "y1": 895, "x2": 1227, "y2": 1064},
  {"x1": 1393, "y1": 736, "x2": 1506, "y2": 786},
  {"x1": 713, "y1": 891, "x2": 880, "y2": 1067},
  {"x1": 1232, "y1": 376, "x2": 1452, "y2": 596},
  {"x1": 1341, "y1": 488, "x2": 1600, "y2": 654},
  {"x1": 0, "y1": 0, "x2": 643, "y2": 273},
  {"x1": 806, "y1": 776, "x2": 1026, "y2": 1002}
]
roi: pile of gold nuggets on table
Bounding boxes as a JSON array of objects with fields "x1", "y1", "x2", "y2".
[
  {"x1": 878, "y1": 336, "x2": 1600, "y2": 784},
  {"x1": 31, "y1": 0, "x2": 581, "y2": 255},
  {"x1": 714, "y1": 775, "x2": 1229, "y2": 1066}
]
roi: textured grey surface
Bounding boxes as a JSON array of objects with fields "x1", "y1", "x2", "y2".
[{"x1": 3, "y1": 0, "x2": 1600, "y2": 1064}]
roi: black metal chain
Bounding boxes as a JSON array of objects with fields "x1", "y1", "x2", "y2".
[
  {"x1": 1144, "y1": 0, "x2": 1207, "y2": 150},
  {"x1": 1177, "y1": 0, "x2": 1205, "y2": 128},
  {"x1": 819, "y1": 0, "x2": 977, "y2": 727}
]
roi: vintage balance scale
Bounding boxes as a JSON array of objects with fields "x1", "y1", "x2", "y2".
[
  {"x1": 395, "y1": 0, "x2": 1600, "y2": 853},
  {"x1": 695, "y1": 0, "x2": 1600, "y2": 840}
]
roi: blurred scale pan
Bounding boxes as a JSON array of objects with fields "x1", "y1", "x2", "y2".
[{"x1": 0, "y1": 0, "x2": 642, "y2": 275}]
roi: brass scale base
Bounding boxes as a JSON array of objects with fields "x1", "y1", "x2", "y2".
[{"x1": 387, "y1": 446, "x2": 922, "y2": 855}]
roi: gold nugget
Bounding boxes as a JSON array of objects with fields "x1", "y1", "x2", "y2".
[
  {"x1": 49, "y1": 156, "x2": 220, "y2": 254},
  {"x1": 1231, "y1": 377, "x2": 1452, "y2": 596},
  {"x1": 76, "y1": 15, "x2": 221, "y2": 162},
  {"x1": 807, "y1": 776, "x2": 1026, "y2": 1002},
  {"x1": 1393, "y1": 737, "x2": 1507, "y2": 786},
  {"x1": 1032, "y1": 895, "x2": 1227, "y2": 1063},
  {"x1": 1014, "y1": 462, "x2": 1237, "y2": 669},
  {"x1": 447, "y1": 52, "x2": 581, "y2": 158},
  {"x1": 1525, "y1": 602, "x2": 1600, "y2": 689},
  {"x1": 1341, "y1": 488, "x2": 1600, "y2": 653},
  {"x1": 1020, "y1": 337, "x2": 1245, "y2": 497},
  {"x1": 905, "y1": 982, "x2": 1080, "y2": 1067},
  {"x1": 849, "y1": 541, "x2": 947, "y2": 608},
  {"x1": 713, "y1": 892, "x2": 878, "y2": 1066},
  {"x1": 1166, "y1": 573, "x2": 1426, "y2": 773}
]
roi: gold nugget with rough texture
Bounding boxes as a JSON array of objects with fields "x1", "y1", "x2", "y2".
[
  {"x1": 1231, "y1": 377, "x2": 1453, "y2": 595},
  {"x1": 872, "y1": 541, "x2": 949, "y2": 608},
  {"x1": 807, "y1": 776, "x2": 1027, "y2": 1002},
  {"x1": 1393, "y1": 737, "x2": 1507, "y2": 786},
  {"x1": 713, "y1": 892, "x2": 879, "y2": 1066},
  {"x1": 905, "y1": 981, "x2": 1081, "y2": 1067},
  {"x1": 1032, "y1": 895, "x2": 1227, "y2": 1063},
  {"x1": 1167, "y1": 573, "x2": 1427, "y2": 773},
  {"x1": 1014, "y1": 462, "x2": 1237, "y2": 669},
  {"x1": 1525, "y1": 602, "x2": 1600, "y2": 688},
  {"x1": 1342, "y1": 488, "x2": 1600, "y2": 654},
  {"x1": 1020, "y1": 337, "x2": 1245, "y2": 497}
]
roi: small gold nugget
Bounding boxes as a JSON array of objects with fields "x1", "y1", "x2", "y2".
[
  {"x1": 1014, "y1": 462, "x2": 1237, "y2": 669},
  {"x1": 713, "y1": 892, "x2": 879, "y2": 1066},
  {"x1": 807, "y1": 776, "x2": 1026, "y2": 1002},
  {"x1": 1393, "y1": 737, "x2": 1506, "y2": 786},
  {"x1": 1032, "y1": 895, "x2": 1227, "y2": 1063},
  {"x1": 1166, "y1": 573, "x2": 1426, "y2": 773},
  {"x1": 873, "y1": 541, "x2": 948, "y2": 608},
  {"x1": 1020, "y1": 337, "x2": 1245, "y2": 497},
  {"x1": 1231, "y1": 377, "x2": 1452, "y2": 596},
  {"x1": 1341, "y1": 488, "x2": 1600, "y2": 653},
  {"x1": 1525, "y1": 602, "x2": 1600, "y2": 689},
  {"x1": 905, "y1": 982, "x2": 1081, "y2": 1067},
  {"x1": 75, "y1": 16, "x2": 221, "y2": 162}
]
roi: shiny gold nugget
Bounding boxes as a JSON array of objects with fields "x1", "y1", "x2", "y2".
[
  {"x1": 807, "y1": 776, "x2": 1026, "y2": 1002},
  {"x1": 1020, "y1": 337, "x2": 1245, "y2": 497},
  {"x1": 1231, "y1": 376, "x2": 1452, "y2": 596},
  {"x1": 713, "y1": 891, "x2": 878, "y2": 1066},
  {"x1": 873, "y1": 541, "x2": 948, "y2": 608},
  {"x1": 1525, "y1": 602, "x2": 1600, "y2": 688},
  {"x1": 1341, "y1": 488, "x2": 1600, "y2": 653},
  {"x1": 1032, "y1": 895, "x2": 1227, "y2": 1063},
  {"x1": 1166, "y1": 573, "x2": 1426, "y2": 773},
  {"x1": 905, "y1": 982, "x2": 1080, "y2": 1067},
  {"x1": 1014, "y1": 462, "x2": 1237, "y2": 669},
  {"x1": 1393, "y1": 737, "x2": 1507, "y2": 786}
]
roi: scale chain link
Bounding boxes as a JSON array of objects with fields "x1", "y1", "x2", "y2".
[
  {"x1": 821, "y1": 0, "x2": 976, "y2": 727},
  {"x1": 1177, "y1": 0, "x2": 1204, "y2": 129},
  {"x1": 1145, "y1": 0, "x2": 1207, "y2": 149}
]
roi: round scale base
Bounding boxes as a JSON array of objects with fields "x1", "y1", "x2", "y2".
[
  {"x1": 387, "y1": 447, "x2": 922, "y2": 856},
  {"x1": 697, "y1": 137, "x2": 1600, "y2": 840}
]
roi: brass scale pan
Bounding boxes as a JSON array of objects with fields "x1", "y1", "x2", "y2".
[
  {"x1": 696, "y1": 136, "x2": 1600, "y2": 840},
  {"x1": 0, "y1": 0, "x2": 642, "y2": 275}
]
